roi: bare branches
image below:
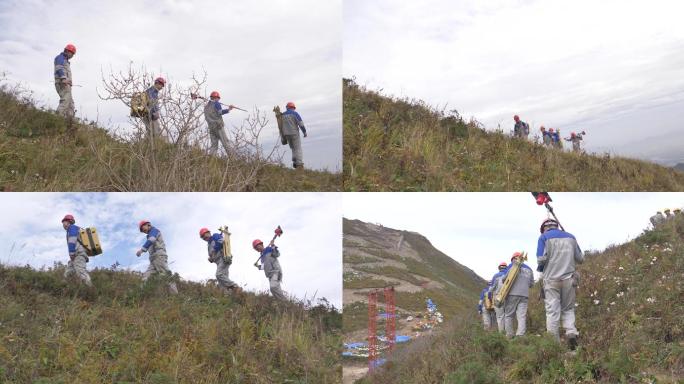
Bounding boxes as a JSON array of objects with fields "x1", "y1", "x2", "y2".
[{"x1": 93, "y1": 63, "x2": 283, "y2": 191}]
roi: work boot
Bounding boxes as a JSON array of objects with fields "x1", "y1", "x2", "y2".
[{"x1": 567, "y1": 334, "x2": 578, "y2": 351}]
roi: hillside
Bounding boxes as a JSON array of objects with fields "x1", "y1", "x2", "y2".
[
  {"x1": 343, "y1": 218, "x2": 484, "y2": 334},
  {"x1": 343, "y1": 78, "x2": 684, "y2": 191},
  {"x1": 0, "y1": 264, "x2": 341, "y2": 383},
  {"x1": 0, "y1": 86, "x2": 341, "y2": 192},
  {"x1": 354, "y1": 216, "x2": 684, "y2": 383}
]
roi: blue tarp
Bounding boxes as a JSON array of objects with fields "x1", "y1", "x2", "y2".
[{"x1": 395, "y1": 335, "x2": 410, "y2": 343}]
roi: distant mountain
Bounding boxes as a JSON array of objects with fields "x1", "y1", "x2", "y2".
[{"x1": 343, "y1": 218, "x2": 484, "y2": 334}]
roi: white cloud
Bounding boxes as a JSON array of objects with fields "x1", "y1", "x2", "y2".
[
  {"x1": 344, "y1": 192, "x2": 684, "y2": 282},
  {"x1": 0, "y1": 192, "x2": 343, "y2": 308},
  {"x1": 0, "y1": 0, "x2": 341, "y2": 171},
  {"x1": 344, "y1": 0, "x2": 684, "y2": 165}
]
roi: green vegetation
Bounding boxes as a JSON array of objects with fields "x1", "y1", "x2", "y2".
[
  {"x1": 0, "y1": 264, "x2": 341, "y2": 383},
  {"x1": 354, "y1": 216, "x2": 684, "y2": 383},
  {"x1": 0, "y1": 83, "x2": 340, "y2": 192},
  {"x1": 343, "y1": 78, "x2": 684, "y2": 191}
]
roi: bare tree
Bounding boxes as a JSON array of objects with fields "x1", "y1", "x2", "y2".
[{"x1": 94, "y1": 63, "x2": 283, "y2": 191}]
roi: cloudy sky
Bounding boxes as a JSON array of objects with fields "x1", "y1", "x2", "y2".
[
  {"x1": 344, "y1": 192, "x2": 684, "y2": 282},
  {"x1": 345, "y1": 0, "x2": 684, "y2": 166},
  {"x1": 0, "y1": 0, "x2": 341, "y2": 171},
  {"x1": 0, "y1": 192, "x2": 343, "y2": 308}
]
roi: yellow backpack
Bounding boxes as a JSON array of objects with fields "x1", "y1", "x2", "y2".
[
  {"x1": 78, "y1": 227, "x2": 103, "y2": 256},
  {"x1": 130, "y1": 91, "x2": 149, "y2": 118},
  {"x1": 218, "y1": 226, "x2": 233, "y2": 264}
]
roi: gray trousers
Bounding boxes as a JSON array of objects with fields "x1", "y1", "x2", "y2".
[
  {"x1": 543, "y1": 278, "x2": 578, "y2": 340},
  {"x1": 215, "y1": 257, "x2": 237, "y2": 292},
  {"x1": 504, "y1": 295, "x2": 528, "y2": 337},
  {"x1": 284, "y1": 133, "x2": 303, "y2": 168},
  {"x1": 482, "y1": 310, "x2": 497, "y2": 330},
  {"x1": 143, "y1": 253, "x2": 178, "y2": 294},
  {"x1": 64, "y1": 253, "x2": 92, "y2": 286},
  {"x1": 142, "y1": 117, "x2": 162, "y2": 139},
  {"x1": 55, "y1": 82, "x2": 75, "y2": 119},
  {"x1": 268, "y1": 271, "x2": 287, "y2": 300},
  {"x1": 208, "y1": 124, "x2": 231, "y2": 156},
  {"x1": 494, "y1": 305, "x2": 505, "y2": 333}
]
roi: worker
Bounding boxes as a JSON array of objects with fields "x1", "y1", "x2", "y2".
[
  {"x1": 489, "y1": 262, "x2": 509, "y2": 333},
  {"x1": 200, "y1": 227, "x2": 240, "y2": 294},
  {"x1": 281, "y1": 102, "x2": 307, "y2": 169},
  {"x1": 53, "y1": 44, "x2": 76, "y2": 120},
  {"x1": 513, "y1": 115, "x2": 530, "y2": 139},
  {"x1": 650, "y1": 211, "x2": 665, "y2": 227},
  {"x1": 564, "y1": 132, "x2": 583, "y2": 153},
  {"x1": 136, "y1": 220, "x2": 178, "y2": 294},
  {"x1": 61, "y1": 214, "x2": 92, "y2": 286},
  {"x1": 540, "y1": 126, "x2": 551, "y2": 146},
  {"x1": 252, "y1": 238, "x2": 287, "y2": 300},
  {"x1": 502, "y1": 252, "x2": 534, "y2": 338},
  {"x1": 143, "y1": 77, "x2": 165, "y2": 139},
  {"x1": 537, "y1": 218, "x2": 584, "y2": 350},
  {"x1": 479, "y1": 282, "x2": 497, "y2": 330},
  {"x1": 203, "y1": 91, "x2": 234, "y2": 156}
]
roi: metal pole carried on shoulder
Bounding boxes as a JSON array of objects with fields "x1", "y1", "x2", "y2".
[
  {"x1": 190, "y1": 92, "x2": 248, "y2": 112},
  {"x1": 253, "y1": 225, "x2": 283, "y2": 268},
  {"x1": 531, "y1": 192, "x2": 565, "y2": 231}
]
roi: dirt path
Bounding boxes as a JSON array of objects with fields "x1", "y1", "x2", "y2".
[{"x1": 343, "y1": 363, "x2": 368, "y2": 384}]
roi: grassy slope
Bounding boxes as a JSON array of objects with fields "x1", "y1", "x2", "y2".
[
  {"x1": 355, "y1": 216, "x2": 684, "y2": 383},
  {"x1": 0, "y1": 265, "x2": 341, "y2": 384},
  {"x1": 0, "y1": 90, "x2": 341, "y2": 192},
  {"x1": 343, "y1": 219, "x2": 485, "y2": 334},
  {"x1": 343, "y1": 79, "x2": 684, "y2": 191}
]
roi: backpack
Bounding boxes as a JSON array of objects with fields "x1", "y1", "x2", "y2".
[
  {"x1": 130, "y1": 91, "x2": 149, "y2": 118},
  {"x1": 484, "y1": 293, "x2": 494, "y2": 310},
  {"x1": 273, "y1": 106, "x2": 288, "y2": 145},
  {"x1": 218, "y1": 226, "x2": 233, "y2": 264},
  {"x1": 78, "y1": 227, "x2": 103, "y2": 256}
]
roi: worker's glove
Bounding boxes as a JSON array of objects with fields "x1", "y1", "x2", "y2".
[
  {"x1": 303, "y1": 132, "x2": 308, "y2": 138},
  {"x1": 151, "y1": 112, "x2": 160, "y2": 121},
  {"x1": 136, "y1": 249, "x2": 144, "y2": 257},
  {"x1": 228, "y1": 105, "x2": 235, "y2": 111},
  {"x1": 69, "y1": 253, "x2": 76, "y2": 261}
]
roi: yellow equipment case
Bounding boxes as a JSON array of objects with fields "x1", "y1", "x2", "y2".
[{"x1": 78, "y1": 227, "x2": 102, "y2": 256}]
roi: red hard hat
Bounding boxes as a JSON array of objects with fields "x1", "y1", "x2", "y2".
[
  {"x1": 210, "y1": 91, "x2": 220, "y2": 99},
  {"x1": 511, "y1": 252, "x2": 522, "y2": 261},
  {"x1": 139, "y1": 220, "x2": 150, "y2": 232},
  {"x1": 498, "y1": 262, "x2": 508, "y2": 269},
  {"x1": 64, "y1": 44, "x2": 76, "y2": 54},
  {"x1": 199, "y1": 227, "x2": 210, "y2": 238},
  {"x1": 62, "y1": 214, "x2": 75, "y2": 223},
  {"x1": 252, "y1": 239, "x2": 263, "y2": 249},
  {"x1": 154, "y1": 77, "x2": 166, "y2": 86},
  {"x1": 286, "y1": 101, "x2": 296, "y2": 109}
]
